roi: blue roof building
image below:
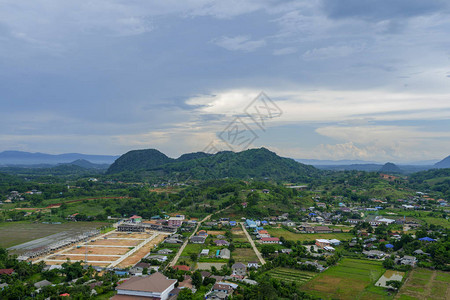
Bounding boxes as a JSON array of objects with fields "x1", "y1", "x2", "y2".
[
  {"x1": 230, "y1": 221, "x2": 237, "y2": 226},
  {"x1": 418, "y1": 237, "x2": 436, "y2": 242},
  {"x1": 385, "y1": 244, "x2": 394, "y2": 249},
  {"x1": 246, "y1": 219, "x2": 257, "y2": 228}
]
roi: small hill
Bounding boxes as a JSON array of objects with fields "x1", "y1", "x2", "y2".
[
  {"x1": 64, "y1": 159, "x2": 110, "y2": 169},
  {"x1": 106, "y1": 149, "x2": 174, "y2": 174},
  {"x1": 435, "y1": 155, "x2": 450, "y2": 169},
  {"x1": 379, "y1": 162, "x2": 402, "y2": 173},
  {"x1": 106, "y1": 147, "x2": 319, "y2": 181}
]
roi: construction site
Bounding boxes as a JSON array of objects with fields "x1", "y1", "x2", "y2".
[{"x1": 35, "y1": 230, "x2": 169, "y2": 268}]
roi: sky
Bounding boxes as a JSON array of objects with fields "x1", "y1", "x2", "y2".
[{"x1": 1, "y1": 0, "x2": 450, "y2": 163}]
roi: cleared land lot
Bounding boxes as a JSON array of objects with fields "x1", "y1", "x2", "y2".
[
  {"x1": 268, "y1": 267, "x2": 316, "y2": 285},
  {"x1": 267, "y1": 228, "x2": 354, "y2": 242},
  {"x1": 301, "y1": 258, "x2": 391, "y2": 300},
  {"x1": 40, "y1": 230, "x2": 168, "y2": 269},
  {"x1": 0, "y1": 221, "x2": 107, "y2": 250},
  {"x1": 231, "y1": 227, "x2": 249, "y2": 243},
  {"x1": 232, "y1": 248, "x2": 258, "y2": 263},
  {"x1": 396, "y1": 268, "x2": 450, "y2": 300}
]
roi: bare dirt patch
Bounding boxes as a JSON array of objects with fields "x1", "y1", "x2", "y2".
[
  {"x1": 88, "y1": 239, "x2": 140, "y2": 246},
  {"x1": 64, "y1": 247, "x2": 129, "y2": 256},
  {"x1": 116, "y1": 234, "x2": 167, "y2": 268},
  {"x1": 207, "y1": 231, "x2": 226, "y2": 236}
]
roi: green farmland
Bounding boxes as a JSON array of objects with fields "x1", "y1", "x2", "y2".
[
  {"x1": 267, "y1": 267, "x2": 316, "y2": 285},
  {"x1": 397, "y1": 268, "x2": 449, "y2": 300},
  {"x1": 301, "y1": 258, "x2": 392, "y2": 300},
  {"x1": 267, "y1": 227, "x2": 354, "y2": 242}
]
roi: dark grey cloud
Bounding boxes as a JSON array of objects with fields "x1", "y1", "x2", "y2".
[{"x1": 321, "y1": 0, "x2": 449, "y2": 21}]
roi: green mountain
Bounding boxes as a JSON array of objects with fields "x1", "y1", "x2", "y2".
[
  {"x1": 106, "y1": 147, "x2": 319, "y2": 181},
  {"x1": 106, "y1": 149, "x2": 173, "y2": 174},
  {"x1": 379, "y1": 162, "x2": 402, "y2": 174}
]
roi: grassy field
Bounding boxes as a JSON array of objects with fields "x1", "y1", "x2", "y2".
[
  {"x1": 301, "y1": 258, "x2": 392, "y2": 300},
  {"x1": 0, "y1": 221, "x2": 108, "y2": 249},
  {"x1": 420, "y1": 217, "x2": 450, "y2": 229},
  {"x1": 267, "y1": 227, "x2": 354, "y2": 242},
  {"x1": 232, "y1": 247, "x2": 258, "y2": 263},
  {"x1": 396, "y1": 268, "x2": 449, "y2": 300},
  {"x1": 267, "y1": 267, "x2": 316, "y2": 285}
]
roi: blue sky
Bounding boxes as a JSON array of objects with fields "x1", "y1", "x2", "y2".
[{"x1": 1, "y1": 0, "x2": 449, "y2": 162}]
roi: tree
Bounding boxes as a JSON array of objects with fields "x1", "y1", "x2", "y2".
[
  {"x1": 177, "y1": 288, "x2": 193, "y2": 300},
  {"x1": 191, "y1": 270, "x2": 202, "y2": 289},
  {"x1": 386, "y1": 280, "x2": 402, "y2": 289},
  {"x1": 189, "y1": 253, "x2": 198, "y2": 262},
  {"x1": 383, "y1": 257, "x2": 394, "y2": 269}
]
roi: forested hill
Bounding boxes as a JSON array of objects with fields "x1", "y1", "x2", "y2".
[
  {"x1": 106, "y1": 147, "x2": 319, "y2": 181},
  {"x1": 408, "y1": 168, "x2": 450, "y2": 198}
]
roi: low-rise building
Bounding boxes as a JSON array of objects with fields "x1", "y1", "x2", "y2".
[{"x1": 111, "y1": 272, "x2": 177, "y2": 300}]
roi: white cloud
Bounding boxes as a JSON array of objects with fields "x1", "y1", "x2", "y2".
[
  {"x1": 213, "y1": 35, "x2": 266, "y2": 52},
  {"x1": 273, "y1": 47, "x2": 297, "y2": 55}
]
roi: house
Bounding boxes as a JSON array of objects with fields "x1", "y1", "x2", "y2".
[
  {"x1": 398, "y1": 255, "x2": 417, "y2": 266},
  {"x1": 173, "y1": 265, "x2": 190, "y2": 272},
  {"x1": 0, "y1": 269, "x2": 14, "y2": 275},
  {"x1": 130, "y1": 215, "x2": 142, "y2": 223},
  {"x1": 347, "y1": 219, "x2": 363, "y2": 224},
  {"x1": 34, "y1": 280, "x2": 52, "y2": 289},
  {"x1": 245, "y1": 219, "x2": 257, "y2": 228},
  {"x1": 314, "y1": 226, "x2": 332, "y2": 233},
  {"x1": 219, "y1": 248, "x2": 231, "y2": 259},
  {"x1": 328, "y1": 239, "x2": 341, "y2": 246},
  {"x1": 214, "y1": 240, "x2": 230, "y2": 246},
  {"x1": 315, "y1": 239, "x2": 330, "y2": 248},
  {"x1": 198, "y1": 230, "x2": 208, "y2": 237},
  {"x1": 200, "y1": 249, "x2": 210, "y2": 256},
  {"x1": 247, "y1": 262, "x2": 259, "y2": 269},
  {"x1": 262, "y1": 189, "x2": 270, "y2": 194},
  {"x1": 190, "y1": 236, "x2": 206, "y2": 244},
  {"x1": 299, "y1": 261, "x2": 326, "y2": 272},
  {"x1": 168, "y1": 216, "x2": 184, "y2": 227},
  {"x1": 323, "y1": 246, "x2": 335, "y2": 252},
  {"x1": 260, "y1": 237, "x2": 280, "y2": 244},
  {"x1": 281, "y1": 249, "x2": 293, "y2": 254},
  {"x1": 145, "y1": 255, "x2": 168, "y2": 262},
  {"x1": 241, "y1": 202, "x2": 248, "y2": 208},
  {"x1": 157, "y1": 249, "x2": 173, "y2": 254},
  {"x1": 111, "y1": 272, "x2": 177, "y2": 300},
  {"x1": 213, "y1": 283, "x2": 235, "y2": 294},
  {"x1": 229, "y1": 221, "x2": 237, "y2": 226},
  {"x1": 362, "y1": 250, "x2": 386, "y2": 259},
  {"x1": 164, "y1": 238, "x2": 183, "y2": 244},
  {"x1": 232, "y1": 262, "x2": 247, "y2": 276}
]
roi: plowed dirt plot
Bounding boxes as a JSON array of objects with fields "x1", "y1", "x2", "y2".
[
  {"x1": 64, "y1": 247, "x2": 129, "y2": 256},
  {"x1": 116, "y1": 234, "x2": 167, "y2": 268},
  {"x1": 49, "y1": 255, "x2": 116, "y2": 262},
  {"x1": 88, "y1": 239, "x2": 140, "y2": 246},
  {"x1": 107, "y1": 233, "x2": 148, "y2": 239},
  {"x1": 207, "y1": 231, "x2": 226, "y2": 236}
]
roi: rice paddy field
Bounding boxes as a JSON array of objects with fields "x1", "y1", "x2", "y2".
[
  {"x1": 301, "y1": 258, "x2": 392, "y2": 300},
  {"x1": 267, "y1": 267, "x2": 316, "y2": 285},
  {"x1": 396, "y1": 268, "x2": 450, "y2": 300}
]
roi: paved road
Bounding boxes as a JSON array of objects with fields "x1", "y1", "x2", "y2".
[
  {"x1": 240, "y1": 223, "x2": 266, "y2": 265},
  {"x1": 168, "y1": 205, "x2": 232, "y2": 268}
]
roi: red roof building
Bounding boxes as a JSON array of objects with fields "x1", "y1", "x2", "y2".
[
  {"x1": 0, "y1": 269, "x2": 14, "y2": 275},
  {"x1": 173, "y1": 265, "x2": 190, "y2": 272}
]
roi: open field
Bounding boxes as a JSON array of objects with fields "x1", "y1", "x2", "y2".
[
  {"x1": 267, "y1": 228, "x2": 354, "y2": 242},
  {"x1": 420, "y1": 217, "x2": 450, "y2": 229},
  {"x1": 301, "y1": 258, "x2": 391, "y2": 300},
  {"x1": 206, "y1": 231, "x2": 226, "y2": 236},
  {"x1": 232, "y1": 248, "x2": 258, "y2": 263},
  {"x1": 231, "y1": 227, "x2": 249, "y2": 243},
  {"x1": 396, "y1": 268, "x2": 450, "y2": 300},
  {"x1": 0, "y1": 221, "x2": 108, "y2": 250},
  {"x1": 116, "y1": 234, "x2": 166, "y2": 267},
  {"x1": 267, "y1": 267, "x2": 316, "y2": 285}
]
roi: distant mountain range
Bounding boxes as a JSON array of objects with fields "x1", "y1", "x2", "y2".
[
  {"x1": 0, "y1": 151, "x2": 119, "y2": 165},
  {"x1": 106, "y1": 148, "x2": 319, "y2": 181},
  {"x1": 435, "y1": 155, "x2": 450, "y2": 168}
]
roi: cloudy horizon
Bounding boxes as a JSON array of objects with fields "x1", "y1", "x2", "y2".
[{"x1": 1, "y1": 0, "x2": 450, "y2": 163}]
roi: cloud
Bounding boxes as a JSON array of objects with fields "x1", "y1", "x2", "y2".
[
  {"x1": 212, "y1": 35, "x2": 266, "y2": 52},
  {"x1": 273, "y1": 47, "x2": 297, "y2": 55},
  {"x1": 302, "y1": 43, "x2": 365, "y2": 60},
  {"x1": 321, "y1": 0, "x2": 449, "y2": 21}
]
